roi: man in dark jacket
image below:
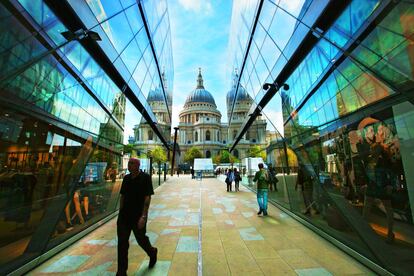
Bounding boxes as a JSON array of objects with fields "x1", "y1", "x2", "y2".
[
  {"x1": 234, "y1": 168, "x2": 241, "y2": 192},
  {"x1": 117, "y1": 158, "x2": 157, "y2": 275}
]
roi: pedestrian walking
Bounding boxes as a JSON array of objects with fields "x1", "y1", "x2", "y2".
[
  {"x1": 234, "y1": 168, "x2": 241, "y2": 191},
  {"x1": 253, "y1": 163, "x2": 269, "y2": 216},
  {"x1": 117, "y1": 158, "x2": 157, "y2": 275},
  {"x1": 225, "y1": 169, "x2": 234, "y2": 192}
]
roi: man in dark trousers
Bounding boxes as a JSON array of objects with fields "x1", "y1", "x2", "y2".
[{"x1": 117, "y1": 158, "x2": 157, "y2": 275}]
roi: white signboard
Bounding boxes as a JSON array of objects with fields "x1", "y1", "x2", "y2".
[
  {"x1": 139, "y1": 158, "x2": 150, "y2": 172},
  {"x1": 194, "y1": 158, "x2": 214, "y2": 171},
  {"x1": 243, "y1": 157, "x2": 267, "y2": 176}
]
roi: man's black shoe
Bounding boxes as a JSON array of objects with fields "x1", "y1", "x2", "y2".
[
  {"x1": 263, "y1": 211, "x2": 268, "y2": 216},
  {"x1": 149, "y1": 247, "x2": 157, "y2": 268},
  {"x1": 257, "y1": 209, "x2": 262, "y2": 215}
]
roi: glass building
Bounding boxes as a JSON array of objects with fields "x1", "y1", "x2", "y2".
[
  {"x1": 227, "y1": 0, "x2": 414, "y2": 275},
  {"x1": 2, "y1": 0, "x2": 414, "y2": 275},
  {"x1": 0, "y1": 0, "x2": 173, "y2": 274}
]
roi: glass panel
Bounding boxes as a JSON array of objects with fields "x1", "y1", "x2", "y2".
[
  {"x1": 100, "y1": 11, "x2": 134, "y2": 55},
  {"x1": 267, "y1": 5, "x2": 298, "y2": 52},
  {"x1": 86, "y1": 0, "x2": 123, "y2": 23}
]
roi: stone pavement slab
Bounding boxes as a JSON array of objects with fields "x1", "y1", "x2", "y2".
[{"x1": 28, "y1": 175, "x2": 372, "y2": 275}]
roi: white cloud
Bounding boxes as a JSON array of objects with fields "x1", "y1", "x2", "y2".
[
  {"x1": 178, "y1": 0, "x2": 213, "y2": 15},
  {"x1": 281, "y1": 0, "x2": 305, "y2": 17}
]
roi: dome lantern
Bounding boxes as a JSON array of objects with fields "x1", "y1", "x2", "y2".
[
  {"x1": 196, "y1": 67, "x2": 204, "y2": 89},
  {"x1": 184, "y1": 68, "x2": 216, "y2": 106}
]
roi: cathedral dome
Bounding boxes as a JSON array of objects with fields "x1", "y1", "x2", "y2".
[
  {"x1": 185, "y1": 68, "x2": 216, "y2": 106},
  {"x1": 186, "y1": 88, "x2": 216, "y2": 105}
]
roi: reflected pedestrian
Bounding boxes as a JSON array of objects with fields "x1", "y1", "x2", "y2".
[
  {"x1": 296, "y1": 164, "x2": 317, "y2": 215},
  {"x1": 268, "y1": 164, "x2": 278, "y2": 192},
  {"x1": 357, "y1": 119, "x2": 395, "y2": 242}
]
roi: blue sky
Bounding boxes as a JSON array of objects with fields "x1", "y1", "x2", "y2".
[{"x1": 168, "y1": 0, "x2": 233, "y2": 127}]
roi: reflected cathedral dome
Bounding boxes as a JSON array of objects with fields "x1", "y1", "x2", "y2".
[
  {"x1": 147, "y1": 87, "x2": 165, "y2": 102},
  {"x1": 226, "y1": 84, "x2": 251, "y2": 107},
  {"x1": 226, "y1": 70, "x2": 252, "y2": 108}
]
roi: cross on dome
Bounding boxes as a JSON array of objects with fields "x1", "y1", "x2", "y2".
[{"x1": 196, "y1": 67, "x2": 204, "y2": 89}]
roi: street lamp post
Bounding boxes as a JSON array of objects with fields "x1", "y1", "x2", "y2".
[
  {"x1": 0, "y1": 29, "x2": 101, "y2": 83},
  {"x1": 202, "y1": 116, "x2": 205, "y2": 157},
  {"x1": 171, "y1": 126, "x2": 179, "y2": 176}
]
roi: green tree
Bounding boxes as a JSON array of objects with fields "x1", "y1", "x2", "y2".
[
  {"x1": 213, "y1": 154, "x2": 221, "y2": 164},
  {"x1": 148, "y1": 146, "x2": 167, "y2": 164},
  {"x1": 131, "y1": 150, "x2": 138, "y2": 158},
  {"x1": 248, "y1": 145, "x2": 266, "y2": 160},
  {"x1": 285, "y1": 148, "x2": 298, "y2": 167},
  {"x1": 215, "y1": 150, "x2": 240, "y2": 164},
  {"x1": 229, "y1": 154, "x2": 240, "y2": 164},
  {"x1": 123, "y1": 144, "x2": 134, "y2": 154},
  {"x1": 220, "y1": 150, "x2": 230, "y2": 163},
  {"x1": 184, "y1": 146, "x2": 202, "y2": 165},
  {"x1": 122, "y1": 144, "x2": 139, "y2": 157}
]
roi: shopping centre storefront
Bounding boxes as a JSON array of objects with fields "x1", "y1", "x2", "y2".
[{"x1": 229, "y1": 1, "x2": 414, "y2": 274}]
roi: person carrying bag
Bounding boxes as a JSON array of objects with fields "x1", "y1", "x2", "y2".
[{"x1": 225, "y1": 169, "x2": 234, "y2": 192}]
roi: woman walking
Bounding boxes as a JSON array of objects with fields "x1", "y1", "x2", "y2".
[{"x1": 225, "y1": 169, "x2": 234, "y2": 192}]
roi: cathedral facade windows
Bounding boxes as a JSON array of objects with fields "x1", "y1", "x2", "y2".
[
  {"x1": 206, "y1": 130, "x2": 211, "y2": 141},
  {"x1": 148, "y1": 130, "x2": 153, "y2": 140}
]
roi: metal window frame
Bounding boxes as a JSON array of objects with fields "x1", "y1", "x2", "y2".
[
  {"x1": 44, "y1": 0, "x2": 171, "y2": 150},
  {"x1": 230, "y1": 0, "x2": 351, "y2": 152}
]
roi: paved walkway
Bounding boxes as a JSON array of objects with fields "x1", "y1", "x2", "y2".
[{"x1": 29, "y1": 175, "x2": 372, "y2": 275}]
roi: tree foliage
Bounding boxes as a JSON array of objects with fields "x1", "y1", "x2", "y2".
[
  {"x1": 148, "y1": 146, "x2": 167, "y2": 164},
  {"x1": 212, "y1": 154, "x2": 221, "y2": 164},
  {"x1": 123, "y1": 144, "x2": 135, "y2": 154},
  {"x1": 184, "y1": 146, "x2": 202, "y2": 164},
  {"x1": 248, "y1": 145, "x2": 266, "y2": 160},
  {"x1": 277, "y1": 148, "x2": 298, "y2": 167},
  {"x1": 213, "y1": 150, "x2": 240, "y2": 164},
  {"x1": 229, "y1": 154, "x2": 240, "y2": 164},
  {"x1": 123, "y1": 144, "x2": 140, "y2": 158}
]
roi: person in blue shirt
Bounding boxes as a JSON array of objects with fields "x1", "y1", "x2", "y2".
[{"x1": 226, "y1": 169, "x2": 235, "y2": 192}]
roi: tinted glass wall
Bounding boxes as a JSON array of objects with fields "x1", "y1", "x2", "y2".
[
  {"x1": 228, "y1": 0, "x2": 414, "y2": 274},
  {"x1": 0, "y1": 0, "x2": 172, "y2": 274}
]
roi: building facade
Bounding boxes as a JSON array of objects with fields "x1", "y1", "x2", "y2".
[
  {"x1": 225, "y1": 70, "x2": 268, "y2": 159},
  {"x1": 226, "y1": 0, "x2": 414, "y2": 275},
  {"x1": 177, "y1": 69, "x2": 226, "y2": 160},
  {"x1": 173, "y1": 69, "x2": 267, "y2": 164},
  {"x1": 131, "y1": 68, "x2": 268, "y2": 164},
  {"x1": 131, "y1": 73, "x2": 171, "y2": 157}
]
